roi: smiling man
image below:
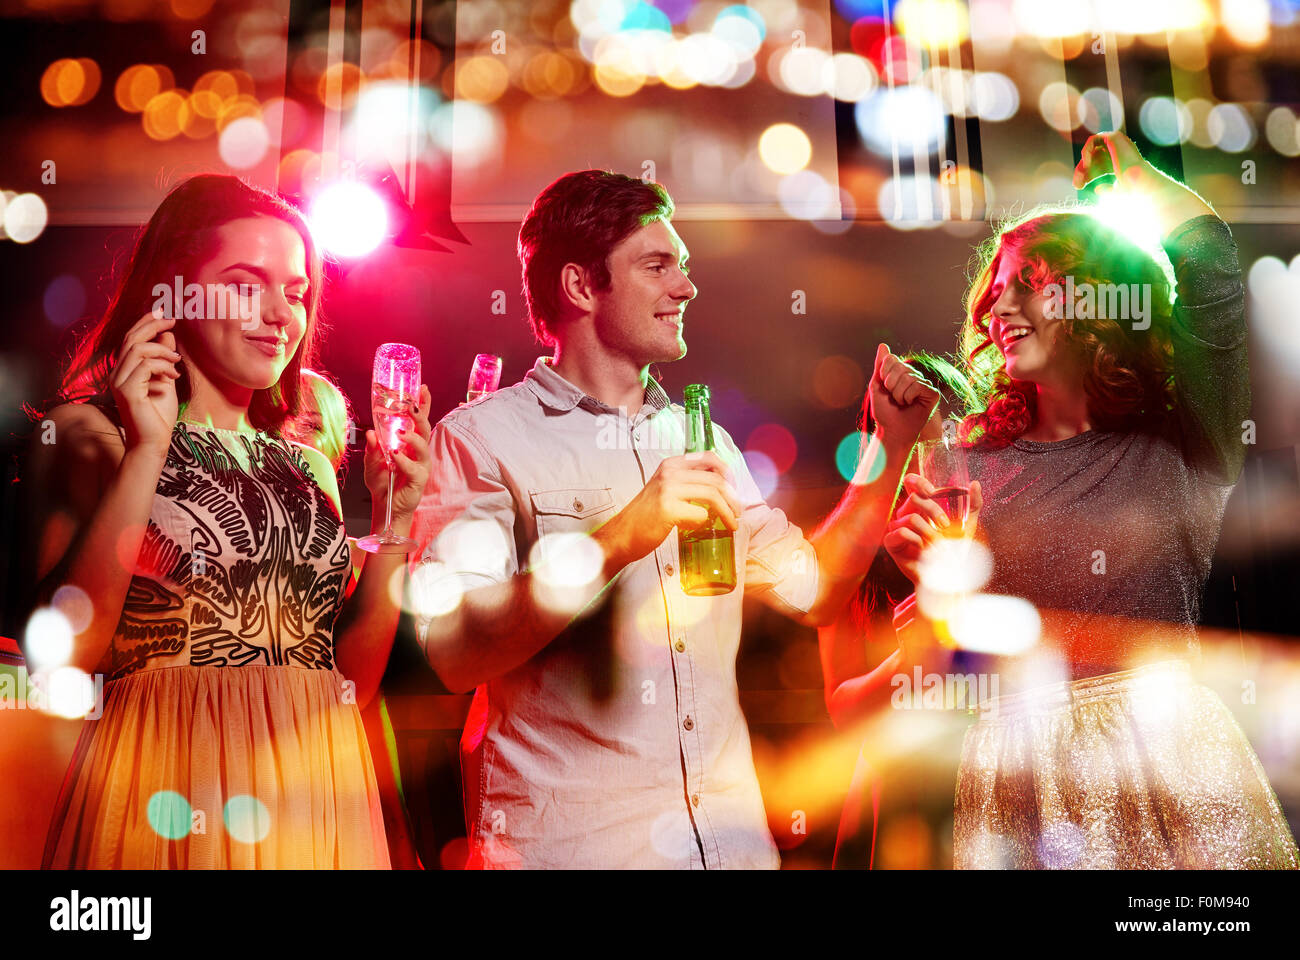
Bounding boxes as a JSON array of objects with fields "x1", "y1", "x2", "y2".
[{"x1": 410, "y1": 170, "x2": 938, "y2": 869}]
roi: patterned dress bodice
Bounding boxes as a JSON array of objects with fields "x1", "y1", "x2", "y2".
[{"x1": 109, "y1": 421, "x2": 350, "y2": 681}]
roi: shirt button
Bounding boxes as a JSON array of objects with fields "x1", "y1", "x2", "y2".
[
  {"x1": 572, "y1": 498, "x2": 583, "y2": 511},
  {"x1": 664, "y1": 563, "x2": 675, "y2": 576},
  {"x1": 691, "y1": 794, "x2": 700, "y2": 807},
  {"x1": 674, "y1": 639, "x2": 685, "y2": 653},
  {"x1": 683, "y1": 716, "x2": 694, "y2": 731}
]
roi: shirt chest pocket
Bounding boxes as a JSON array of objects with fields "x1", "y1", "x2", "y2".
[{"x1": 529, "y1": 487, "x2": 617, "y2": 542}]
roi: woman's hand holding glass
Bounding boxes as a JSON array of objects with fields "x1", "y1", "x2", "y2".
[
  {"x1": 362, "y1": 382, "x2": 432, "y2": 528},
  {"x1": 884, "y1": 473, "x2": 984, "y2": 586}
]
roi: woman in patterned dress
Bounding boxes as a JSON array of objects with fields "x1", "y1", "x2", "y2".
[{"x1": 22, "y1": 174, "x2": 431, "y2": 868}]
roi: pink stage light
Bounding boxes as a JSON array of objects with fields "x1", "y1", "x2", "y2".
[{"x1": 308, "y1": 181, "x2": 388, "y2": 258}]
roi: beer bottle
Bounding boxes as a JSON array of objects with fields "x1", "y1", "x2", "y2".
[{"x1": 678, "y1": 384, "x2": 737, "y2": 596}]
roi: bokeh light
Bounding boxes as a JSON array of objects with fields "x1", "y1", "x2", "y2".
[
  {"x1": 1264, "y1": 106, "x2": 1300, "y2": 156},
  {"x1": 51, "y1": 584, "x2": 93, "y2": 633},
  {"x1": 758, "y1": 123, "x2": 812, "y2": 175},
  {"x1": 147, "y1": 790, "x2": 193, "y2": 840},
  {"x1": 114, "y1": 64, "x2": 173, "y2": 113},
  {"x1": 4, "y1": 193, "x2": 49, "y2": 244},
  {"x1": 743, "y1": 449, "x2": 780, "y2": 499},
  {"x1": 1139, "y1": 96, "x2": 1192, "y2": 146},
  {"x1": 41, "y1": 58, "x2": 101, "y2": 107},
  {"x1": 1207, "y1": 103, "x2": 1257, "y2": 152},
  {"x1": 778, "y1": 170, "x2": 837, "y2": 220},
  {"x1": 45, "y1": 666, "x2": 99, "y2": 719},
  {"x1": 23, "y1": 606, "x2": 72, "y2": 669},
  {"x1": 896, "y1": 0, "x2": 971, "y2": 46},
  {"x1": 43, "y1": 275, "x2": 86, "y2": 328},
  {"x1": 946, "y1": 594, "x2": 1041, "y2": 654},
  {"x1": 218, "y1": 116, "x2": 271, "y2": 169},
  {"x1": 745, "y1": 423, "x2": 798, "y2": 474},
  {"x1": 812, "y1": 355, "x2": 865, "y2": 408},
  {"x1": 409, "y1": 560, "x2": 466, "y2": 619},
  {"x1": 223, "y1": 795, "x2": 272, "y2": 844},
  {"x1": 142, "y1": 89, "x2": 187, "y2": 140},
  {"x1": 835, "y1": 431, "x2": 872, "y2": 482},
  {"x1": 855, "y1": 85, "x2": 947, "y2": 156}
]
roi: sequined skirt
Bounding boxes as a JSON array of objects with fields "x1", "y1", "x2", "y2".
[{"x1": 954, "y1": 659, "x2": 1299, "y2": 869}]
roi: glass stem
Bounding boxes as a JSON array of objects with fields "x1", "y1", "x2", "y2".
[{"x1": 383, "y1": 460, "x2": 395, "y2": 534}]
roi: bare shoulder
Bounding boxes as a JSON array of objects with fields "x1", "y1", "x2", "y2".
[
  {"x1": 289, "y1": 438, "x2": 343, "y2": 510},
  {"x1": 24, "y1": 402, "x2": 127, "y2": 523},
  {"x1": 32, "y1": 402, "x2": 126, "y2": 473}
]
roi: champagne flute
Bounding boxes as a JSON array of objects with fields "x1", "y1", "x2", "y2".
[
  {"x1": 357, "y1": 342, "x2": 421, "y2": 554},
  {"x1": 466, "y1": 353, "x2": 502, "y2": 403},
  {"x1": 916, "y1": 420, "x2": 971, "y2": 536}
]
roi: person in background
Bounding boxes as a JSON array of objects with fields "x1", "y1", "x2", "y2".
[
  {"x1": 818, "y1": 351, "x2": 981, "y2": 869},
  {"x1": 286, "y1": 367, "x2": 424, "y2": 869}
]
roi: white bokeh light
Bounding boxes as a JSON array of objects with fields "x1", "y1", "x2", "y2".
[{"x1": 24, "y1": 607, "x2": 74, "y2": 670}]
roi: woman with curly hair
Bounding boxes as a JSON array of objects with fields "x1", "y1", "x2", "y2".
[
  {"x1": 22, "y1": 175, "x2": 431, "y2": 868},
  {"x1": 884, "y1": 132, "x2": 1299, "y2": 869}
]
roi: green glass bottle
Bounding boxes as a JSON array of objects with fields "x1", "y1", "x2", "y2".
[{"x1": 678, "y1": 384, "x2": 737, "y2": 596}]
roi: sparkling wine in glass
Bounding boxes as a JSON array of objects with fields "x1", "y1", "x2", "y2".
[
  {"x1": 357, "y1": 343, "x2": 421, "y2": 554},
  {"x1": 466, "y1": 353, "x2": 502, "y2": 403}
]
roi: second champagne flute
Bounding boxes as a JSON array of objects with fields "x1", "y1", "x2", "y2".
[{"x1": 357, "y1": 342, "x2": 421, "y2": 554}]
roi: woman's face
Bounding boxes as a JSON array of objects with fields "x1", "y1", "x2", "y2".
[
  {"x1": 180, "y1": 216, "x2": 310, "y2": 394},
  {"x1": 986, "y1": 249, "x2": 1067, "y2": 385}
]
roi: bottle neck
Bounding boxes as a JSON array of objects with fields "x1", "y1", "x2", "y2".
[{"x1": 684, "y1": 400, "x2": 714, "y2": 453}]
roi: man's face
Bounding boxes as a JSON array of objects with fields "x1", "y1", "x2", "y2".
[{"x1": 589, "y1": 218, "x2": 697, "y2": 367}]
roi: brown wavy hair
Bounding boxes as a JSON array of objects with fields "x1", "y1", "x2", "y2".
[
  {"x1": 518, "y1": 170, "x2": 674, "y2": 347},
  {"x1": 957, "y1": 207, "x2": 1176, "y2": 448},
  {"x1": 50, "y1": 174, "x2": 324, "y2": 434}
]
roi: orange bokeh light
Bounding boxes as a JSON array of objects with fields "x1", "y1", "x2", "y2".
[
  {"x1": 318, "y1": 62, "x2": 364, "y2": 111},
  {"x1": 169, "y1": 0, "x2": 216, "y2": 18},
  {"x1": 41, "y1": 58, "x2": 101, "y2": 107},
  {"x1": 115, "y1": 64, "x2": 175, "y2": 113},
  {"x1": 217, "y1": 95, "x2": 262, "y2": 132},
  {"x1": 142, "y1": 89, "x2": 187, "y2": 140}
]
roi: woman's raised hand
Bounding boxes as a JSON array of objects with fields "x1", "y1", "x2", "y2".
[
  {"x1": 883, "y1": 474, "x2": 983, "y2": 585},
  {"x1": 1072, "y1": 130, "x2": 1216, "y2": 235},
  {"x1": 363, "y1": 383, "x2": 432, "y2": 523},
  {"x1": 110, "y1": 308, "x2": 181, "y2": 453}
]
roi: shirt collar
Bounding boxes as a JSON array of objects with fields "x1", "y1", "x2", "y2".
[{"x1": 524, "y1": 356, "x2": 673, "y2": 415}]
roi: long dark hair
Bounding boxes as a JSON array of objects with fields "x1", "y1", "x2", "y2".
[{"x1": 52, "y1": 174, "x2": 325, "y2": 434}]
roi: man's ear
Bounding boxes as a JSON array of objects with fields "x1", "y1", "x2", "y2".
[{"x1": 559, "y1": 262, "x2": 596, "y2": 314}]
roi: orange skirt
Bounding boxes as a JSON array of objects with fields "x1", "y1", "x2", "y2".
[{"x1": 43, "y1": 664, "x2": 390, "y2": 869}]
